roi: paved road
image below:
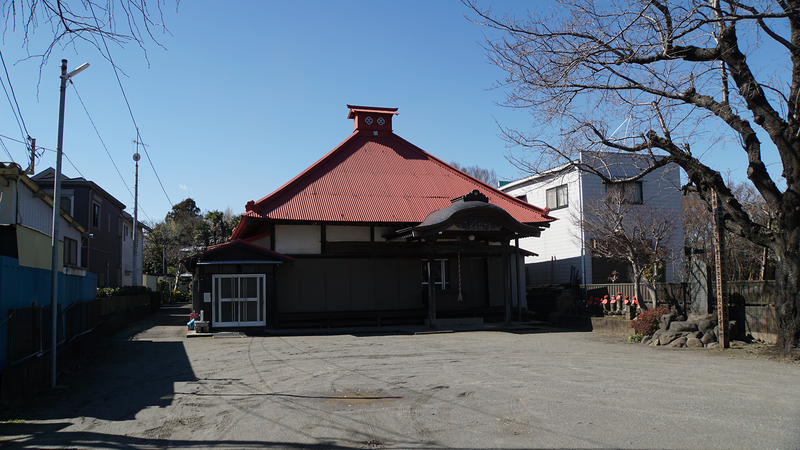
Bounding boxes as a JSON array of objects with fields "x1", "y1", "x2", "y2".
[{"x1": 2, "y1": 303, "x2": 799, "y2": 449}]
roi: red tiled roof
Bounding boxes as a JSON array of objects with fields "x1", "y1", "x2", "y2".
[{"x1": 239, "y1": 108, "x2": 554, "y2": 231}]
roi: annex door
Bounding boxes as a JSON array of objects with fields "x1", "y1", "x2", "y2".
[{"x1": 212, "y1": 274, "x2": 266, "y2": 327}]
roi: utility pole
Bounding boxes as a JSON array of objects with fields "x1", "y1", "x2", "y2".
[
  {"x1": 26, "y1": 137, "x2": 35, "y2": 174},
  {"x1": 50, "y1": 59, "x2": 89, "y2": 387},
  {"x1": 131, "y1": 139, "x2": 147, "y2": 286}
]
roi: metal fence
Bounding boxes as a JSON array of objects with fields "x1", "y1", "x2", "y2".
[
  {"x1": 5, "y1": 304, "x2": 63, "y2": 370},
  {"x1": 5, "y1": 295, "x2": 151, "y2": 370},
  {"x1": 64, "y1": 299, "x2": 101, "y2": 344}
]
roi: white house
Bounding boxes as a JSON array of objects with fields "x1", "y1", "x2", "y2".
[
  {"x1": 0, "y1": 162, "x2": 86, "y2": 274},
  {"x1": 499, "y1": 152, "x2": 683, "y2": 286},
  {"x1": 121, "y1": 211, "x2": 148, "y2": 286}
]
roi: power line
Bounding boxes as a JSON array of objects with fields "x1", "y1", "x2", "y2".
[
  {"x1": 0, "y1": 48, "x2": 30, "y2": 162},
  {"x1": 61, "y1": 151, "x2": 87, "y2": 180},
  {"x1": 88, "y1": 1, "x2": 173, "y2": 209},
  {"x1": 70, "y1": 81, "x2": 135, "y2": 200},
  {"x1": 0, "y1": 131, "x2": 152, "y2": 222},
  {"x1": 0, "y1": 137, "x2": 14, "y2": 160}
]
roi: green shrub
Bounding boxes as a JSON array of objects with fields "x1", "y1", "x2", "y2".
[
  {"x1": 630, "y1": 306, "x2": 670, "y2": 335},
  {"x1": 96, "y1": 285, "x2": 151, "y2": 298},
  {"x1": 170, "y1": 290, "x2": 192, "y2": 302},
  {"x1": 628, "y1": 333, "x2": 644, "y2": 342}
]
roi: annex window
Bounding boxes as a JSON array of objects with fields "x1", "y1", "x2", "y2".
[
  {"x1": 64, "y1": 236, "x2": 78, "y2": 266},
  {"x1": 546, "y1": 184, "x2": 568, "y2": 210},
  {"x1": 606, "y1": 181, "x2": 643, "y2": 204},
  {"x1": 422, "y1": 259, "x2": 450, "y2": 290},
  {"x1": 92, "y1": 203, "x2": 101, "y2": 228}
]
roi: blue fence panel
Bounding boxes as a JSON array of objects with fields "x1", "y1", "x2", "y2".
[{"x1": 0, "y1": 256, "x2": 97, "y2": 369}]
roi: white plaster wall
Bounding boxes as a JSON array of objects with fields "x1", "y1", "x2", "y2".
[
  {"x1": 275, "y1": 224, "x2": 321, "y2": 254},
  {"x1": 327, "y1": 225, "x2": 370, "y2": 242},
  {"x1": 121, "y1": 219, "x2": 133, "y2": 286}
]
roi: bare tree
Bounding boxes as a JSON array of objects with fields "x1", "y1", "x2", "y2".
[
  {"x1": 3, "y1": 0, "x2": 173, "y2": 66},
  {"x1": 465, "y1": 0, "x2": 800, "y2": 354},
  {"x1": 582, "y1": 189, "x2": 680, "y2": 309},
  {"x1": 684, "y1": 180, "x2": 775, "y2": 280},
  {"x1": 450, "y1": 161, "x2": 499, "y2": 187}
]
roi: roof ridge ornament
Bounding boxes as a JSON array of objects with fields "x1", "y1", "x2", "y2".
[
  {"x1": 347, "y1": 104, "x2": 398, "y2": 133},
  {"x1": 451, "y1": 190, "x2": 489, "y2": 204}
]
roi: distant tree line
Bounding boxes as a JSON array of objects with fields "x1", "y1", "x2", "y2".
[{"x1": 143, "y1": 198, "x2": 240, "y2": 279}]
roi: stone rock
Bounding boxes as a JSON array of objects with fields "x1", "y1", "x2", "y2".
[
  {"x1": 697, "y1": 318, "x2": 717, "y2": 334},
  {"x1": 669, "y1": 321, "x2": 699, "y2": 332},
  {"x1": 658, "y1": 331, "x2": 681, "y2": 346},
  {"x1": 652, "y1": 329, "x2": 665, "y2": 342},
  {"x1": 641, "y1": 336, "x2": 652, "y2": 345},
  {"x1": 690, "y1": 331, "x2": 703, "y2": 339},
  {"x1": 687, "y1": 313, "x2": 710, "y2": 322},
  {"x1": 706, "y1": 342, "x2": 719, "y2": 349},
  {"x1": 701, "y1": 330, "x2": 717, "y2": 345},
  {"x1": 668, "y1": 336, "x2": 687, "y2": 348},
  {"x1": 660, "y1": 314, "x2": 677, "y2": 330},
  {"x1": 687, "y1": 337, "x2": 704, "y2": 348}
]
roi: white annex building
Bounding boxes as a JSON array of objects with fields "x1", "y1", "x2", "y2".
[{"x1": 499, "y1": 152, "x2": 684, "y2": 286}]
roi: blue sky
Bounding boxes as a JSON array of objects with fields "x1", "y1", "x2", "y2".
[{"x1": 0, "y1": 1, "x2": 778, "y2": 224}]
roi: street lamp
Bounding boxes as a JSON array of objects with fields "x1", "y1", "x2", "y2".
[{"x1": 50, "y1": 59, "x2": 89, "y2": 388}]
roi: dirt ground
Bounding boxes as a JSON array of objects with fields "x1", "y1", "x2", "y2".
[{"x1": 1, "y1": 303, "x2": 799, "y2": 449}]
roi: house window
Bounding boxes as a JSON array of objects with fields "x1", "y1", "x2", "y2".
[
  {"x1": 422, "y1": 259, "x2": 450, "y2": 290},
  {"x1": 546, "y1": 185, "x2": 568, "y2": 210},
  {"x1": 606, "y1": 181, "x2": 643, "y2": 204},
  {"x1": 516, "y1": 194, "x2": 527, "y2": 202},
  {"x1": 92, "y1": 203, "x2": 101, "y2": 228},
  {"x1": 64, "y1": 237, "x2": 78, "y2": 266},
  {"x1": 124, "y1": 225, "x2": 129, "y2": 241},
  {"x1": 60, "y1": 196, "x2": 73, "y2": 216}
]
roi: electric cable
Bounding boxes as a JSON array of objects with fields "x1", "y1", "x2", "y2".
[
  {"x1": 0, "y1": 48, "x2": 30, "y2": 161},
  {"x1": 88, "y1": 1, "x2": 173, "y2": 209},
  {"x1": 0, "y1": 130, "x2": 153, "y2": 223},
  {"x1": 70, "y1": 81, "x2": 134, "y2": 200}
]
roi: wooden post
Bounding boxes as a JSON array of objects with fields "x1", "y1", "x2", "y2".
[
  {"x1": 712, "y1": 190, "x2": 730, "y2": 349},
  {"x1": 516, "y1": 238, "x2": 522, "y2": 322},
  {"x1": 427, "y1": 250, "x2": 436, "y2": 328},
  {"x1": 502, "y1": 240, "x2": 511, "y2": 324}
]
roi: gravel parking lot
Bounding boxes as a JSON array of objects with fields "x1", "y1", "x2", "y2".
[{"x1": 2, "y1": 303, "x2": 799, "y2": 449}]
